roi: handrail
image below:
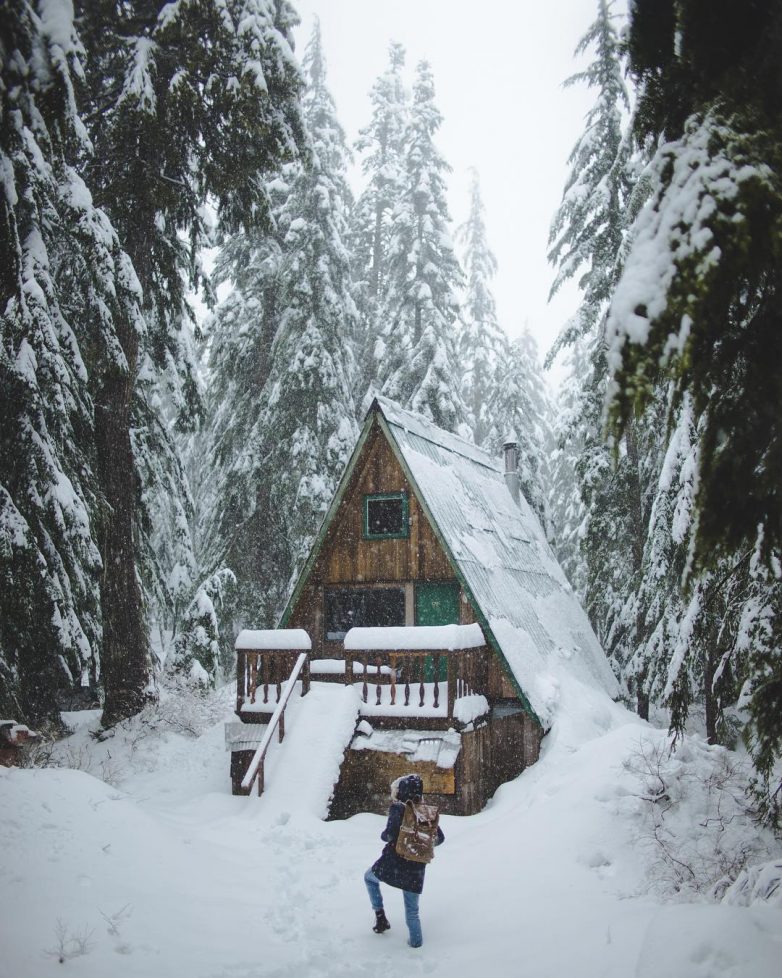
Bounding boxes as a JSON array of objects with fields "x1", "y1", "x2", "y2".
[{"x1": 241, "y1": 651, "x2": 309, "y2": 795}]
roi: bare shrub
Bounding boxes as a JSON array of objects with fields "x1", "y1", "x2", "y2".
[
  {"x1": 45, "y1": 920, "x2": 94, "y2": 963},
  {"x1": 624, "y1": 735, "x2": 775, "y2": 898},
  {"x1": 100, "y1": 903, "x2": 132, "y2": 936}
]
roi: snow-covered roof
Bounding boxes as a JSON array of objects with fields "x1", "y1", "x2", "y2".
[
  {"x1": 235, "y1": 629, "x2": 311, "y2": 651},
  {"x1": 344, "y1": 623, "x2": 484, "y2": 651},
  {"x1": 374, "y1": 396, "x2": 619, "y2": 727}
]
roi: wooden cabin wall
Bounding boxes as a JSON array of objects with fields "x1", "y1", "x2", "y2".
[
  {"x1": 487, "y1": 657, "x2": 519, "y2": 699},
  {"x1": 329, "y1": 711, "x2": 542, "y2": 819},
  {"x1": 316, "y1": 426, "x2": 452, "y2": 585},
  {"x1": 331, "y1": 749, "x2": 460, "y2": 819},
  {"x1": 289, "y1": 424, "x2": 457, "y2": 653}
]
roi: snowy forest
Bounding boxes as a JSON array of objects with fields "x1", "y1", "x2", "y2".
[{"x1": 1, "y1": 0, "x2": 780, "y2": 835}]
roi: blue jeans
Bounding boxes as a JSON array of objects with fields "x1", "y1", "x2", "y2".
[{"x1": 364, "y1": 868, "x2": 423, "y2": 947}]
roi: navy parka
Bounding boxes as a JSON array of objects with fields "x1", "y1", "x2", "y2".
[{"x1": 371, "y1": 801, "x2": 445, "y2": 895}]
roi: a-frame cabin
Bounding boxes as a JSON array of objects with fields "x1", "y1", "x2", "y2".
[{"x1": 232, "y1": 396, "x2": 618, "y2": 816}]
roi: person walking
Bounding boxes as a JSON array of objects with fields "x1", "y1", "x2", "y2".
[{"x1": 363, "y1": 773, "x2": 445, "y2": 948}]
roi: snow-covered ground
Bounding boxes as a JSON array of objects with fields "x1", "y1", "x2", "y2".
[{"x1": 1, "y1": 679, "x2": 780, "y2": 978}]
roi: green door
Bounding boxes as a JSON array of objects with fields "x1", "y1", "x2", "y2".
[{"x1": 415, "y1": 582, "x2": 460, "y2": 680}]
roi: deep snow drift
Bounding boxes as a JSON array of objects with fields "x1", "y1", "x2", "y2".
[{"x1": 1, "y1": 678, "x2": 780, "y2": 978}]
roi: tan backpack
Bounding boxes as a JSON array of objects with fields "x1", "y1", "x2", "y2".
[{"x1": 395, "y1": 800, "x2": 439, "y2": 864}]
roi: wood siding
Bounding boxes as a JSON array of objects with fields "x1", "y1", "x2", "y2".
[
  {"x1": 329, "y1": 711, "x2": 542, "y2": 819},
  {"x1": 317, "y1": 425, "x2": 452, "y2": 584},
  {"x1": 289, "y1": 422, "x2": 462, "y2": 653}
]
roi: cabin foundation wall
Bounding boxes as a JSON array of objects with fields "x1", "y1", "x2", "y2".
[{"x1": 329, "y1": 710, "x2": 542, "y2": 819}]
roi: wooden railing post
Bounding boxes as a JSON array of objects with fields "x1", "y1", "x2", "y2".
[
  {"x1": 236, "y1": 650, "x2": 246, "y2": 715},
  {"x1": 447, "y1": 652, "x2": 457, "y2": 717}
]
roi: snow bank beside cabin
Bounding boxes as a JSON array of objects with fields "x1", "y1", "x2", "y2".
[{"x1": 2, "y1": 680, "x2": 781, "y2": 978}]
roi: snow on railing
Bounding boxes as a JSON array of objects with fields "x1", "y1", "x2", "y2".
[{"x1": 241, "y1": 651, "x2": 309, "y2": 796}]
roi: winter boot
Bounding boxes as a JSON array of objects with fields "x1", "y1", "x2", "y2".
[{"x1": 373, "y1": 910, "x2": 391, "y2": 934}]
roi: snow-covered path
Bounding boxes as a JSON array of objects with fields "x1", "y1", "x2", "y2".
[{"x1": 1, "y1": 680, "x2": 780, "y2": 978}]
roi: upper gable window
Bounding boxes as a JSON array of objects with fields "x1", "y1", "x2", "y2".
[{"x1": 363, "y1": 492, "x2": 409, "y2": 539}]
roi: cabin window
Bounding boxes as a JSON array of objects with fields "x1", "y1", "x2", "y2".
[
  {"x1": 363, "y1": 492, "x2": 409, "y2": 539},
  {"x1": 324, "y1": 587, "x2": 405, "y2": 641}
]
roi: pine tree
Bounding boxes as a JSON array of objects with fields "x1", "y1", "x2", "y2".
[
  {"x1": 546, "y1": 0, "x2": 644, "y2": 707},
  {"x1": 170, "y1": 569, "x2": 236, "y2": 686},
  {"x1": 201, "y1": 21, "x2": 359, "y2": 629},
  {"x1": 350, "y1": 41, "x2": 408, "y2": 385},
  {"x1": 377, "y1": 61, "x2": 467, "y2": 433},
  {"x1": 75, "y1": 0, "x2": 305, "y2": 724},
  {"x1": 484, "y1": 331, "x2": 554, "y2": 532},
  {"x1": 132, "y1": 364, "x2": 198, "y2": 651},
  {"x1": 250, "y1": 18, "x2": 359, "y2": 580},
  {"x1": 547, "y1": 0, "x2": 632, "y2": 353},
  {"x1": 456, "y1": 172, "x2": 507, "y2": 445},
  {"x1": 548, "y1": 341, "x2": 591, "y2": 598},
  {"x1": 196, "y1": 168, "x2": 293, "y2": 633},
  {"x1": 608, "y1": 0, "x2": 782, "y2": 812},
  {"x1": 0, "y1": 0, "x2": 144, "y2": 723},
  {"x1": 609, "y1": 0, "x2": 782, "y2": 566}
]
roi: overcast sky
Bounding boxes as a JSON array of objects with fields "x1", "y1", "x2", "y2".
[{"x1": 292, "y1": 0, "x2": 614, "y2": 369}]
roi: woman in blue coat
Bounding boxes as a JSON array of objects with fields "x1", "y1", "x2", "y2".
[{"x1": 364, "y1": 773, "x2": 445, "y2": 948}]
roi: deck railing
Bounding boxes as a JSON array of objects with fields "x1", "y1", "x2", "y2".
[
  {"x1": 236, "y1": 649, "x2": 311, "y2": 715},
  {"x1": 346, "y1": 647, "x2": 487, "y2": 717},
  {"x1": 241, "y1": 651, "x2": 309, "y2": 796}
]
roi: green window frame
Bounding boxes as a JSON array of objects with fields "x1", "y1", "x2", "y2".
[{"x1": 362, "y1": 491, "x2": 409, "y2": 540}]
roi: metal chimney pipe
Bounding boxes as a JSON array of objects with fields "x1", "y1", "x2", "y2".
[{"x1": 503, "y1": 437, "x2": 520, "y2": 506}]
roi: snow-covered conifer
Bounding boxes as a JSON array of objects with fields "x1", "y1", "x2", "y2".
[
  {"x1": 456, "y1": 172, "x2": 507, "y2": 445},
  {"x1": 201, "y1": 21, "x2": 358, "y2": 627},
  {"x1": 545, "y1": 0, "x2": 652, "y2": 709},
  {"x1": 0, "y1": 0, "x2": 144, "y2": 723},
  {"x1": 170, "y1": 569, "x2": 236, "y2": 687},
  {"x1": 547, "y1": 0, "x2": 632, "y2": 354},
  {"x1": 350, "y1": 42, "x2": 408, "y2": 386},
  {"x1": 376, "y1": 61, "x2": 467, "y2": 433},
  {"x1": 607, "y1": 0, "x2": 782, "y2": 796},
  {"x1": 547, "y1": 341, "x2": 591, "y2": 597},
  {"x1": 74, "y1": 0, "x2": 305, "y2": 724},
  {"x1": 483, "y1": 331, "x2": 554, "y2": 533}
]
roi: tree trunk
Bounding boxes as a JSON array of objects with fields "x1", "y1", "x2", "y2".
[
  {"x1": 704, "y1": 646, "x2": 718, "y2": 745},
  {"x1": 636, "y1": 686, "x2": 650, "y2": 721},
  {"x1": 625, "y1": 423, "x2": 649, "y2": 723},
  {"x1": 95, "y1": 321, "x2": 151, "y2": 727}
]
